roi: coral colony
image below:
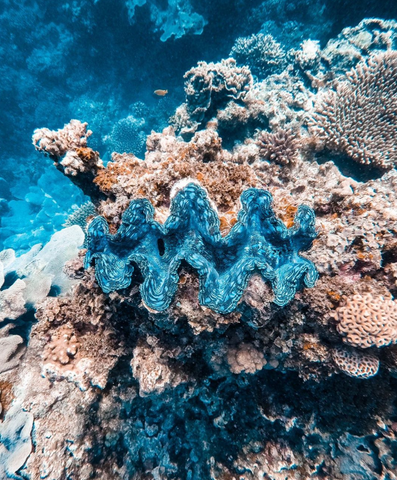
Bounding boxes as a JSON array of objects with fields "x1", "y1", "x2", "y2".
[{"x1": 2, "y1": 3, "x2": 397, "y2": 479}]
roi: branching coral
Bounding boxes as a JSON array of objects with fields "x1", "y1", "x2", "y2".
[
  {"x1": 33, "y1": 120, "x2": 93, "y2": 162},
  {"x1": 85, "y1": 182, "x2": 318, "y2": 313},
  {"x1": 310, "y1": 51, "x2": 397, "y2": 169},
  {"x1": 333, "y1": 293, "x2": 397, "y2": 348},
  {"x1": 257, "y1": 129, "x2": 301, "y2": 166},
  {"x1": 230, "y1": 33, "x2": 286, "y2": 77}
]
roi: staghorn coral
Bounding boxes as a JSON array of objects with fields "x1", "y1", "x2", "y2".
[
  {"x1": 257, "y1": 128, "x2": 301, "y2": 166},
  {"x1": 332, "y1": 346, "x2": 379, "y2": 378},
  {"x1": 310, "y1": 51, "x2": 397, "y2": 169},
  {"x1": 85, "y1": 182, "x2": 318, "y2": 313},
  {"x1": 333, "y1": 293, "x2": 397, "y2": 348}
]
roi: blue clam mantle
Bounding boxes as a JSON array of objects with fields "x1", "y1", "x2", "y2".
[{"x1": 85, "y1": 183, "x2": 318, "y2": 313}]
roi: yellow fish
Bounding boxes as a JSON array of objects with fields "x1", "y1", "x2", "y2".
[{"x1": 154, "y1": 89, "x2": 168, "y2": 96}]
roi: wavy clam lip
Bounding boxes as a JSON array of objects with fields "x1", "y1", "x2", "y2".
[{"x1": 85, "y1": 182, "x2": 318, "y2": 313}]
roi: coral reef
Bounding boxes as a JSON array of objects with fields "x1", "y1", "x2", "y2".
[
  {"x1": 310, "y1": 51, "x2": 397, "y2": 169},
  {"x1": 5, "y1": 14, "x2": 397, "y2": 480},
  {"x1": 230, "y1": 33, "x2": 286, "y2": 77}
]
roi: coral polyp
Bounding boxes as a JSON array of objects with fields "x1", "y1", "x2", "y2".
[{"x1": 85, "y1": 182, "x2": 318, "y2": 312}]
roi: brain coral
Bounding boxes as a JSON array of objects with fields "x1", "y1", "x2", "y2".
[
  {"x1": 85, "y1": 182, "x2": 318, "y2": 313},
  {"x1": 334, "y1": 293, "x2": 397, "y2": 348},
  {"x1": 332, "y1": 346, "x2": 379, "y2": 379},
  {"x1": 310, "y1": 51, "x2": 397, "y2": 168}
]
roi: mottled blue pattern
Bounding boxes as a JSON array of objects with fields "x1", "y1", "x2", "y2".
[{"x1": 85, "y1": 183, "x2": 318, "y2": 312}]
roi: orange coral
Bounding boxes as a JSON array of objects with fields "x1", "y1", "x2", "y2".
[{"x1": 94, "y1": 152, "x2": 258, "y2": 215}]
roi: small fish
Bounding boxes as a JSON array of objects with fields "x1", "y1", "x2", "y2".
[{"x1": 154, "y1": 89, "x2": 168, "y2": 96}]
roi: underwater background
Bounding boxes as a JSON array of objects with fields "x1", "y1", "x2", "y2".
[{"x1": 2, "y1": 0, "x2": 397, "y2": 479}]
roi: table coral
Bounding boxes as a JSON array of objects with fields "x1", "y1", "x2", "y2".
[
  {"x1": 310, "y1": 51, "x2": 397, "y2": 169},
  {"x1": 85, "y1": 182, "x2": 318, "y2": 313}
]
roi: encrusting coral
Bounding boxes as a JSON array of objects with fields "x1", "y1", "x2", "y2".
[
  {"x1": 85, "y1": 182, "x2": 318, "y2": 312},
  {"x1": 331, "y1": 346, "x2": 380, "y2": 379}
]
